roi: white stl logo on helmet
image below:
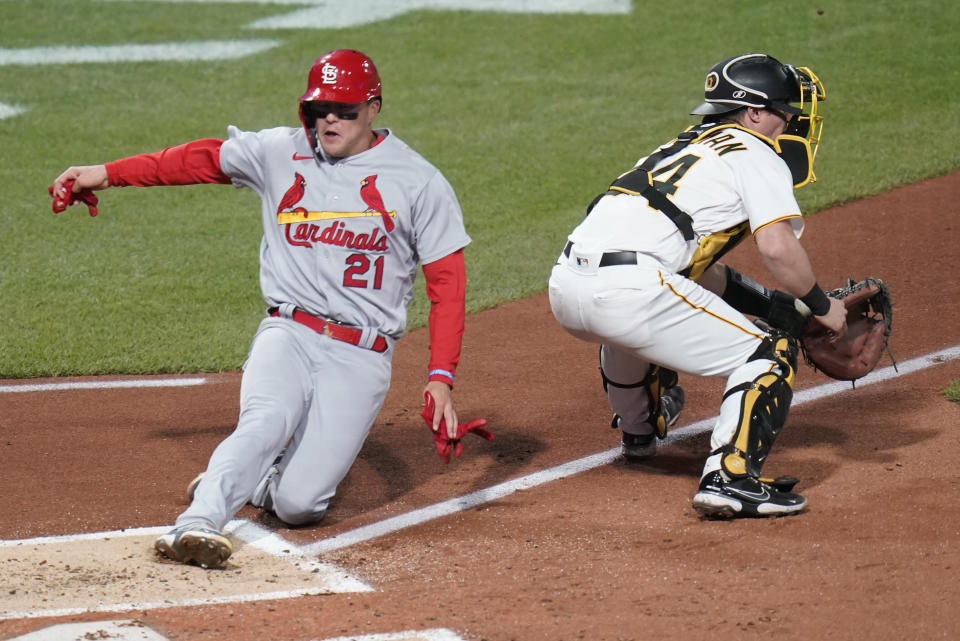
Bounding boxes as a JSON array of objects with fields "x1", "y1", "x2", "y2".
[{"x1": 321, "y1": 63, "x2": 338, "y2": 85}]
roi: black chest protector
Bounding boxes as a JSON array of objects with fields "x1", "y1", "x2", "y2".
[{"x1": 586, "y1": 122, "x2": 804, "y2": 279}]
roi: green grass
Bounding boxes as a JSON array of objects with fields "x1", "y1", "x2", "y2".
[
  {"x1": 946, "y1": 381, "x2": 960, "y2": 404},
  {"x1": 1, "y1": 0, "x2": 959, "y2": 377}
]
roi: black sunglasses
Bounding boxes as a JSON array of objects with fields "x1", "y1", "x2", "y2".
[{"x1": 302, "y1": 102, "x2": 362, "y2": 122}]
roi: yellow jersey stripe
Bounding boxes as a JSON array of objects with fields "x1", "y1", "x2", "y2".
[
  {"x1": 659, "y1": 271, "x2": 766, "y2": 340},
  {"x1": 277, "y1": 210, "x2": 397, "y2": 225}
]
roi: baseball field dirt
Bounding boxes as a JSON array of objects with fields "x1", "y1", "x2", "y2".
[{"x1": 1, "y1": 172, "x2": 959, "y2": 640}]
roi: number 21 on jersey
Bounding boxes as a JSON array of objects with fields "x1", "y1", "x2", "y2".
[{"x1": 344, "y1": 253, "x2": 384, "y2": 289}]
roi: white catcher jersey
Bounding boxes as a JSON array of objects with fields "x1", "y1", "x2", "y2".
[
  {"x1": 567, "y1": 126, "x2": 804, "y2": 277},
  {"x1": 219, "y1": 126, "x2": 470, "y2": 337}
]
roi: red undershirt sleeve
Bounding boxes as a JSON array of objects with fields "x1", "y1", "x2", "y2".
[
  {"x1": 422, "y1": 249, "x2": 466, "y2": 388},
  {"x1": 104, "y1": 139, "x2": 231, "y2": 187}
]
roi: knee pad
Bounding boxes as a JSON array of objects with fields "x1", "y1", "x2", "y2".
[
  {"x1": 600, "y1": 354, "x2": 678, "y2": 438},
  {"x1": 718, "y1": 330, "x2": 798, "y2": 478}
]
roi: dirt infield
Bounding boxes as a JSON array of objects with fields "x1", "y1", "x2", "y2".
[{"x1": 2, "y1": 172, "x2": 959, "y2": 640}]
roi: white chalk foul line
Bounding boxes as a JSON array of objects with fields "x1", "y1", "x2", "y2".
[
  {"x1": 225, "y1": 519, "x2": 372, "y2": 592},
  {"x1": 5, "y1": 620, "x2": 171, "y2": 641},
  {"x1": 0, "y1": 377, "x2": 207, "y2": 393},
  {"x1": 304, "y1": 449, "x2": 620, "y2": 556},
  {"x1": 321, "y1": 630, "x2": 467, "y2": 641},
  {"x1": 0, "y1": 525, "x2": 168, "y2": 548},
  {"x1": 304, "y1": 344, "x2": 960, "y2": 555},
  {"x1": 5, "y1": 621, "x2": 465, "y2": 641}
]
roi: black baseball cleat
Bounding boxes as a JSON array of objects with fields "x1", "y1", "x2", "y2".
[
  {"x1": 621, "y1": 431, "x2": 657, "y2": 459},
  {"x1": 692, "y1": 471, "x2": 807, "y2": 518},
  {"x1": 660, "y1": 384, "x2": 685, "y2": 429},
  {"x1": 616, "y1": 384, "x2": 686, "y2": 460}
]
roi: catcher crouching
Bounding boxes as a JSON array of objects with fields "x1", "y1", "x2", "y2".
[{"x1": 549, "y1": 53, "x2": 894, "y2": 519}]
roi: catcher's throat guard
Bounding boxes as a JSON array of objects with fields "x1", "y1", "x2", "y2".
[{"x1": 775, "y1": 65, "x2": 826, "y2": 187}]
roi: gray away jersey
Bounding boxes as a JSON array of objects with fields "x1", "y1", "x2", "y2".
[{"x1": 219, "y1": 126, "x2": 471, "y2": 338}]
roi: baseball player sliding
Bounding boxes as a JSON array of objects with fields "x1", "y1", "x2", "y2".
[
  {"x1": 51, "y1": 50, "x2": 474, "y2": 568},
  {"x1": 549, "y1": 53, "x2": 847, "y2": 518}
]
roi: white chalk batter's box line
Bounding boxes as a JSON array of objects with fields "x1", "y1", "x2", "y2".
[
  {"x1": 6, "y1": 620, "x2": 466, "y2": 641},
  {"x1": 1, "y1": 344, "x2": 957, "y2": 621}
]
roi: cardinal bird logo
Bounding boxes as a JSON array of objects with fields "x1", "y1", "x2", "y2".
[
  {"x1": 277, "y1": 172, "x2": 308, "y2": 217},
  {"x1": 360, "y1": 175, "x2": 395, "y2": 232}
]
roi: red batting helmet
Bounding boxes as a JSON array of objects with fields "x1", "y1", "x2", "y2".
[
  {"x1": 300, "y1": 49, "x2": 381, "y2": 105},
  {"x1": 299, "y1": 49, "x2": 382, "y2": 152}
]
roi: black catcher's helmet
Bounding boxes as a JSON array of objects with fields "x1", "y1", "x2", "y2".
[
  {"x1": 691, "y1": 53, "x2": 820, "y2": 117},
  {"x1": 690, "y1": 53, "x2": 828, "y2": 187}
]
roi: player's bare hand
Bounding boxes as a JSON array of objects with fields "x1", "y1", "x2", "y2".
[
  {"x1": 53, "y1": 165, "x2": 109, "y2": 198},
  {"x1": 424, "y1": 380, "x2": 458, "y2": 438},
  {"x1": 814, "y1": 296, "x2": 847, "y2": 342}
]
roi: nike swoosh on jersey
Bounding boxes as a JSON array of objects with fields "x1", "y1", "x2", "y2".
[{"x1": 292, "y1": 153, "x2": 314, "y2": 161}]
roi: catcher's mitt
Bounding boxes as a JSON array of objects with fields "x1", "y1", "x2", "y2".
[{"x1": 800, "y1": 278, "x2": 894, "y2": 381}]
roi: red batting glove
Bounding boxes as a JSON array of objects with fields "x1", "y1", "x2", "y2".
[
  {"x1": 420, "y1": 391, "x2": 493, "y2": 464},
  {"x1": 49, "y1": 179, "x2": 99, "y2": 217}
]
